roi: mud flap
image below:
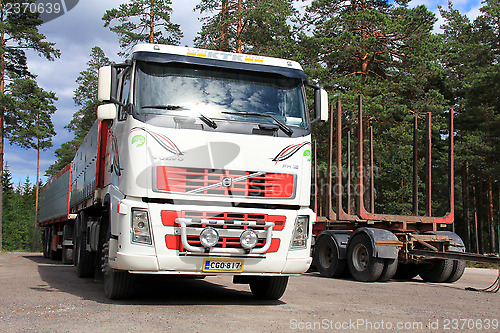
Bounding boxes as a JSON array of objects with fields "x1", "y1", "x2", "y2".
[
  {"x1": 350, "y1": 227, "x2": 400, "y2": 260},
  {"x1": 317, "y1": 230, "x2": 352, "y2": 260}
]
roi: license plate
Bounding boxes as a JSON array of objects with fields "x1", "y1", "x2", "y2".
[{"x1": 202, "y1": 259, "x2": 244, "y2": 272}]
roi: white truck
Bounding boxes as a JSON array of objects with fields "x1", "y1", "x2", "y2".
[{"x1": 39, "y1": 43, "x2": 328, "y2": 299}]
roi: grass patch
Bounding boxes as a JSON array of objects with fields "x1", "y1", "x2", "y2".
[{"x1": 466, "y1": 262, "x2": 499, "y2": 269}]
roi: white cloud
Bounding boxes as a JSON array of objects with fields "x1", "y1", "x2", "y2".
[{"x1": 465, "y1": 4, "x2": 482, "y2": 21}]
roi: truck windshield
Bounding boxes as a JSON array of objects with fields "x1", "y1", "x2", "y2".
[{"x1": 135, "y1": 61, "x2": 308, "y2": 128}]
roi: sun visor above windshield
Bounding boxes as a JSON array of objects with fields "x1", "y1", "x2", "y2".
[{"x1": 131, "y1": 51, "x2": 307, "y2": 80}]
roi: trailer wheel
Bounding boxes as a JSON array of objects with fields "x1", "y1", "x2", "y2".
[
  {"x1": 49, "y1": 226, "x2": 61, "y2": 260},
  {"x1": 42, "y1": 228, "x2": 50, "y2": 259},
  {"x1": 378, "y1": 259, "x2": 398, "y2": 282},
  {"x1": 62, "y1": 225, "x2": 73, "y2": 265},
  {"x1": 347, "y1": 234, "x2": 384, "y2": 282},
  {"x1": 394, "y1": 263, "x2": 419, "y2": 280},
  {"x1": 418, "y1": 259, "x2": 454, "y2": 283},
  {"x1": 249, "y1": 276, "x2": 288, "y2": 300},
  {"x1": 446, "y1": 260, "x2": 466, "y2": 283},
  {"x1": 75, "y1": 213, "x2": 96, "y2": 278},
  {"x1": 314, "y1": 235, "x2": 347, "y2": 278}
]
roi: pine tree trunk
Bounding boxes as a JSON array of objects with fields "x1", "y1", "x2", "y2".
[
  {"x1": 473, "y1": 185, "x2": 479, "y2": 253},
  {"x1": 498, "y1": 184, "x2": 500, "y2": 253},
  {"x1": 0, "y1": 20, "x2": 5, "y2": 252},
  {"x1": 220, "y1": 0, "x2": 228, "y2": 48},
  {"x1": 32, "y1": 140, "x2": 40, "y2": 252},
  {"x1": 462, "y1": 161, "x2": 471, "y2": 251},
  {"x1": 487, "y1": 175, "x2": 495, "y2": 253},
  {"x1": 149, "y1": 5, "x2": 154, "y2": 43},
  {"x1": 236, "y1": 0, "x2": 242, "y2": 53},
  {"x1": 478, "y1": 174, "x2": 484, "y2": 253}
]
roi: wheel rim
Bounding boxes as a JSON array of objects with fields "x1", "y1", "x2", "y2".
[
  {"x1": 352, "y1": 243, "x2": 369, "y2": 271},
  {"x1": 318, "y1": 243, "x2": 333, "y2": 268}
]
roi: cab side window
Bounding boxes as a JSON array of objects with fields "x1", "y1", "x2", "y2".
[{"x1": 118, "y1": 71, "x2": 131, "y2": 121}]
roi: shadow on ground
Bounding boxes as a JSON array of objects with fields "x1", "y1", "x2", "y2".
[{"x1": 23, "y1": 253, "x2": 285, "y2": 306}]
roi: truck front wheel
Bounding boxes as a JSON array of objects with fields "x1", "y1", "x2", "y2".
[
  {"x1": 249, "y1": 276, "x2": 288, "y2": 300},
  {"x1": 347, "y1": 234, "x2": 384, "y2": 282},
  {"x1": 102, "y1": 240, "x2": 134, "y2": 299}
]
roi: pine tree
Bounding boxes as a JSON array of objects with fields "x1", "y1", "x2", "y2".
[
  {"x1": 5, "y1": 77, "x2": 57, "y2": 251},
  {"x1": 302, "y1": 0, "x2": 448, "y2": 215},
  {"x1": 0, "y1": 0, "x2": 60, "y2": 251},
  {"x1": 194, "y1": 0, "x2": 296, "y2": 56},
  {"x1": 46, "y1": 47, "x2": 112, "y2": 178},
  {"x1": 440, "y1": 1, "x2": 500, "y2": 253},
  {"x1": 2, "y1": 163, "x2": 15, "y2": 250},
  {"x1": 45, "y1": 140, "x2": 79, "y2": 177},
  {"x1": 2, "y1": 169, "x2": 35, "y2": 251},
  {"x1": 68, "y1": 46, "x2": 112, "y2": 141},
  {"x1": 102, "y1": 0, "x2": 183, "y2": 56}
]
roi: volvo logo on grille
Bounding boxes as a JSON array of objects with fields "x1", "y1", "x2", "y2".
[{"x1": 221, "y1": 177, "x2": 233, "y2": 188}]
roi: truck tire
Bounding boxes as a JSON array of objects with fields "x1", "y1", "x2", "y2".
[
  {"x1": 103, "y1": 267, "x2": 135, "y2": 299},
  {"x1": 75, "y1": 213, "x2": 96, "y2": 278},
  {"x1": 42, "y1": 228, "x2": 50, "y2": 259},
  {"x1": 49, "y1": 226, "x2": 61, "y2": 260},
  {"x1": 347, "y1": 233, "x2": 384, "y2": 282},
  {"x1": 394, "y1": 263, "x2": 419, "y2": 280},
  {"x1": 102, "y1": 240, "x2": 134, "y2": 299},
  {"x1": 446, "y1": 260, "x2": 466, "y2": 283},
  {"x1": 249, "y1": 276, "x2": 288, "y2": 300},
  {"x1": 313, "y1": 235, "x2": 347, "y2": 278},
  {"x1": 378, "y1": 258, "x2": 398, "y2": 282},
  {"x1": 62, "y1": 225, "x2": 73, "y2": 265},
  {"x1": 418, "y1": 259, "x2": 454, "y2": 283}
]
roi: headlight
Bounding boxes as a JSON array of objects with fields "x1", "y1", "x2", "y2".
[
  {"x1": 240, "y1": 229, "x2": 258, "y2": 249},
  {"x1": 291, "y1": 216, "x2": 309, "y2": 249},
  {"x1": 200, "y1": 227, "x2": 219, "y2": 248},
  {"x1": 132, "y1": 209, "x2": 152, "y2": 245}
]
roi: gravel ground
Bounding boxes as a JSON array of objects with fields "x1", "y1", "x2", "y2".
[{"x1": 0, "y1": 252, "x2": 498, "y2": 332}]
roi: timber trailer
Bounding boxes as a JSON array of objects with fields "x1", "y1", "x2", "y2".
[
  {"x1": 38, "y1": 43, "x2": 329, "y2": 299},
  {"x1": 311, "y1": 97, "x2": 500, "y2": 283}
]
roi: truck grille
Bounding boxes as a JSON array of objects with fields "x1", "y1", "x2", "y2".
[
  {"x1": 163, "y1": 210, "x2": 284, "y2": 253},
  {"x1": 156, "y1": 167, "x2": 295, "y2": 198}
]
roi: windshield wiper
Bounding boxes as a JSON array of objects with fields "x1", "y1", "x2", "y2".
[
  {"x1": 141, "y1": 105, "x2": 217, "y2": 129},
  {"x1": 222, "y1": 111, "x2": 293, "y2": 136},
  {"x1": 198, "y1": 113, "x2": 218, "y2": 129},
  {"x1": 142, "y1": 105, "x2": 185, "y2": 110}
]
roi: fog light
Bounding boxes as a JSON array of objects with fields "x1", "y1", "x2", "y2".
[
  {"x1": 291, "y1": 216, "x2": 309, "y2": 249},
  {"x1": 200, "y1": 227, "x2": 219, "y2": 248},
  {"x1": 132, "y1": 209, "x2": 152, "y2": 245},
  {"x1": 240, "y1": 229, "x2": 258, "y2": 249}
]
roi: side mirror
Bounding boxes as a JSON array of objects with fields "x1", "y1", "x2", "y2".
[
  {"x1": 98, "y1": 66, "x2": 112, "y2": 102},
  {"x1": 316, "y1": 88, "x2": 329, "y2": 122},
  {"x1": 311, "y1": 86, "x2": 328, "y2": 124},
  {"x1": 97, "y1": 104, "x2": 117, "y2": 120}
]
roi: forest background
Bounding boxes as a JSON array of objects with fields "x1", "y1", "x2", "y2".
[{"x1": 0, "y1": 0, "x2": 498, "y2": 256}]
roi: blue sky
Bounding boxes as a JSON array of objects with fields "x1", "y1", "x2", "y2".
[{"x1": 7, "y1": 0, "x2": 483, "y2": 185}]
